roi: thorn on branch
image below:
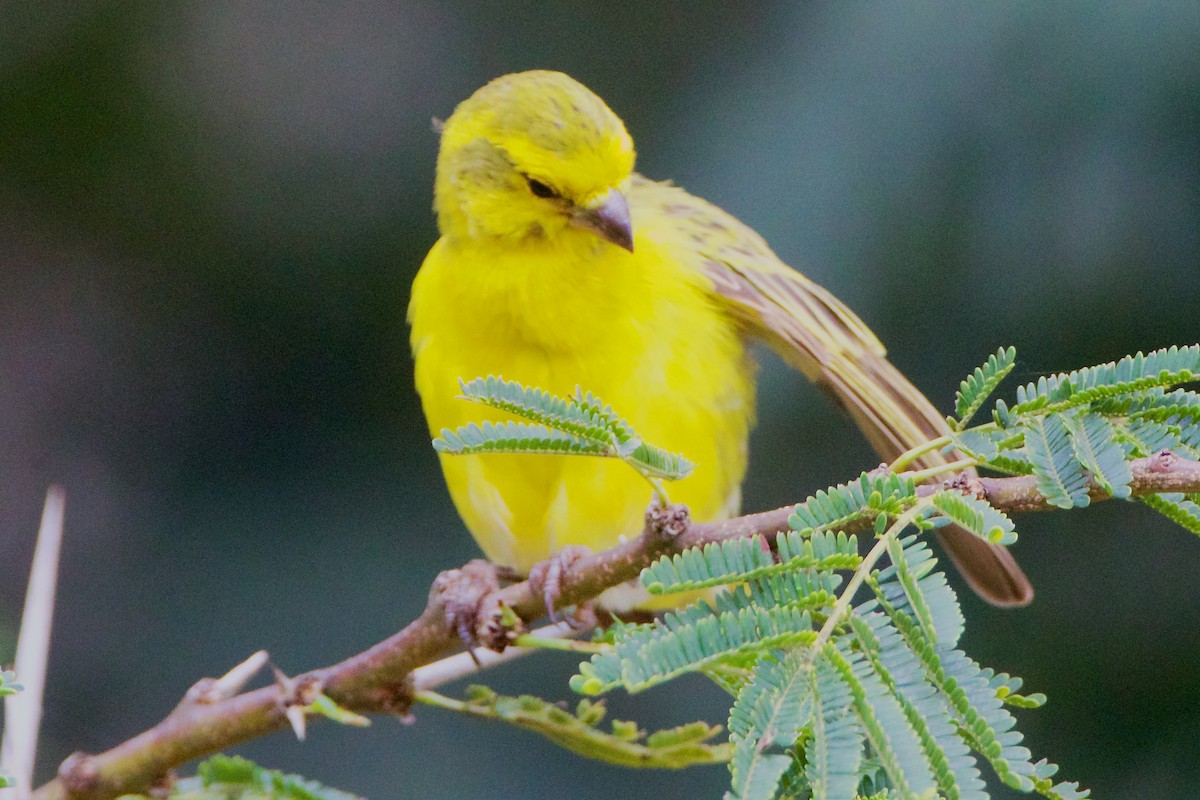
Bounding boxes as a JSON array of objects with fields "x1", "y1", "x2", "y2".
[
  {"x1": 177, "y1": 650, "x2": 270, "y2": 711},
  {"x1": 272, "y1": 666, "x2": 323, "y2": 741},
  {"x1": 286, "y1": 706, "x2": 306, "y2": 741}
]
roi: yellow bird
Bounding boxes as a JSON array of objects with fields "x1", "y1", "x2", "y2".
[{"x1": 409, "y1": 71, "x2": 1032, "y2": 607}]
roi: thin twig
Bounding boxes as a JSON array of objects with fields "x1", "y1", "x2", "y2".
[
  {"x1": 904, "y1": 459, "x2": 977, "y2": 484},
  {"x1": 888, "y1": 433, "x2": 955, "y2": 472},
  {"x1": 411, "y1": 622, "x2": 581, "y2": 692},
  {"x1": 3, "y1": 486, "x2": 67, "y2": 800}
]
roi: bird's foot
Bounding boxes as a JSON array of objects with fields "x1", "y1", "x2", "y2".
[
  {"x1": 528, "y1": 545, "x2": 592, "y2": 625},
  {"x1": 430, "y1": 559, "x2": 520, "y2": 656}
]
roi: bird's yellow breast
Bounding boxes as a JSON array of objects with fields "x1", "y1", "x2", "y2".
[{"x1": 409, "y1": 231, "x2": 754, "y2": 574}]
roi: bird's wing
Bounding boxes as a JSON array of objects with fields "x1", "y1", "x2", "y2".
[{"x1": 631, "y1": 175, "x2": 1033, "y2": 606}]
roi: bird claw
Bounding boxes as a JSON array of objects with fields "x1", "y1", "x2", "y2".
[
  {"x1": 528, "y1": 545, "x2": 591, "y2": 625},
  {"x1": 430, "y1": 560, "x2": 519, "y2": 655}
]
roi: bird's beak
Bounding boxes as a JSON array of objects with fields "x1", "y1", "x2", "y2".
[{"x1": 572, "y1": 188, "x2": 634, "y2": 252}]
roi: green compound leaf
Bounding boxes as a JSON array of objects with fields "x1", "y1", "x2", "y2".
[
  {"x1": 806, "y1": 653, "x2": 864, "y2": 800},
  {"x1": 938, "y1": 650, "x2": 1041, "y2": 791},
  {"x1": 850, "y1": 611, "x2": 987, "y2": 800},
  {"x1": 621, "y1": 440, "x2": 696, "y2": 481},
  {"x1": 872, "y1": 536, "x2": 966, "y2": 649},
  {"x1": 458, "y1": 375, "x2": 625, "y2": 445},
  {"x1": 867, "y1": 580, "x2": 1085, "y2": 795},
  {"x1": 954, "y1": 346, "x2": 1017, "y2": 430},
  {"x1": 642, "y1": 536, "x2": 774, "y2": 594},
  {"x1": 572, "y1": 605, "x2": 817, "y2": 695},
  {"x1": 929, "y1": 490, "x2": 1018, "y2": 545},
  {"x1": 642, "y1": 531, "x2": 859, "y2": 595},
  {"x1": 727, "y1": 651, "x2": 814, "y2": 800},
  {"x1": 572, "y1": 386, "x2": 643, "y2": 445},
  {"x1": 1012, "y1": 344, "x2": 1200, "y2": 414},
  {"x1": 1022, "y1": 414, "x2": 1091, "y2": 509},
  {"x1": 951, "y1": 428, "x2": 1007, "y2": 462},
  {"x1": 440, "y1": 378, "x2": 694, "y2": 481},
  {"x1": 443, "y1": 687, "x2": 729, "y2": 769},
  {"x1": 433, "y1": 420, "x2": 610, "y2": 457},
  {"x1": 1060, "y1": 412, "x2": 1132, "y2": 499},
  {"x1": 883, "y1": 535, "x2": 941, "y2": 648},
  {"x1": 1114, "y1": 416, "x2": 1183, "y2": 457},
  {"x1": 788, "y1": 473, "x2": 918, "y2": 534},
  {"x1": 823, "y1": 645, "x2": 937, "y2": 799},
  {"x1": 1140, "y1": 492, "x2": 1200, "y2": 535},
  {"x1": 1098, "y1": 386, "x2": 1200, "y2": 425},
  {"x1": 165, "y1": 754, "x2": 362, "y2": 800}
]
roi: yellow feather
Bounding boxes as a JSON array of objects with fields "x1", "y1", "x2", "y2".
[
  {"x1": 411, "y1": 220, "x2": 752, "y2": 574},
  {"x1": 409, "y1": 71, "x2": 1032, "y2": 606}
]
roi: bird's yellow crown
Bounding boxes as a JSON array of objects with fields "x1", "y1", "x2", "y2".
[{"x1": 434, "y1": 71, "x2": 636, "y2": 245}]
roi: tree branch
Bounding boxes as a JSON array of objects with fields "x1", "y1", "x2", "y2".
[{"x1": 34, "y1": 451, "x2": 1200, "y2": 800}]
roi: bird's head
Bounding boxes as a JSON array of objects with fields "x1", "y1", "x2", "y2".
[{"x1": 433, "y1": 71, "x2": 637, "y2": 252}]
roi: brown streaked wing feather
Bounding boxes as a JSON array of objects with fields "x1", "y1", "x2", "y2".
[{"x1": 631, "y1": 175, "x2": 1033, "y2": 607}]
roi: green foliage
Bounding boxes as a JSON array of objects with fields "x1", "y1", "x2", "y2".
[
  {"x1": 642, "y1": 531, "x2": 860, "y2": 595},
  {"x1": 424, "y1": 347, "x2": 1200, "y2": 799},
  {"x1": 147, "y1": 755, "x2": 361, "y2": 800},
  {"x1": 573, "y1": 605, "x2": 819, "y2": 695},
  {"x1": 1139, "y1": 492, "x2": 1200, "y2": 535},
  {"x1": 1022, "y1": 414, "x2": 1091, "y2": 509},
  {"x1": 727, "y1": 651, "x2": 816, "y2": 799},
  {"x1": 0, "y1": 671, "x2": 19, "y2": 789},
  {"x1": 418, "y1": 686, "x2": 728, "y2": 769},
  {"x1": 953, "y1": 346, "x2": 1017, "y2": 430},
  {"x1": 434, "y1": 419, "x2": 612, "y2": 458},
  {"x1": 574, "y1": 513, "x2": 1085, "y2": 799},
  {"x1": 875, "y1": 537, "x2": 963, "y2": 648},
  {"x1": 305, "y1": 692, "x2": 370, "y2": 728},
  {"x1": 788, "y1": 474, "x2": 918, "y2": 534},
  {"x1": 1011, "y1": 345, "x2": 1200, "y2": 414},
  {"x1": 805, "y1": 653, "x2": 864, "y2": 800},
  {"x1": 433, "y1": 375, "x2": 694, "y2": 482},
  {"x1": 458, "y1": 376, "x2": 627, "y2": 443},
  {"x1": 0, "y1": 670, "x2": 20, "y2": 697},
  {"x1": 850, "y1": 612, "x2": 985, "y2": 799},
  {"x1": 1059, "y1": 413, "x2": 1132, "y2": 499},
  {"x1": 949, "y1": 345, "x2": 1200, "y2": 515},
  {"x1": 929, "y1": 491, "x2": 1016, "y2": 545}
]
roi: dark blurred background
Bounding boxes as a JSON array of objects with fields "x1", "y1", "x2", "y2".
[{"x1": 2, "y1": 3, "x2": 1198, "y2": 797}]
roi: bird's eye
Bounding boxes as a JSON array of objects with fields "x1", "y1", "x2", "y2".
[{"x1": 526, "y1": 177, "x2": 557, "y2": 199}]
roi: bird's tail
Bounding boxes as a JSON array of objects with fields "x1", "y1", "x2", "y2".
[{"x1": 821, "y1": 351, "x2": 1034, "y2": 607}]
